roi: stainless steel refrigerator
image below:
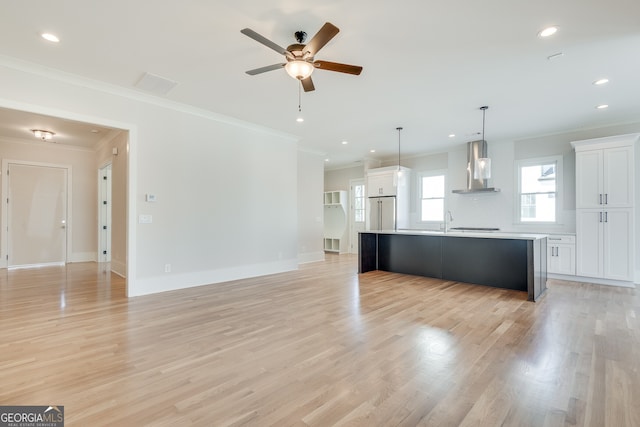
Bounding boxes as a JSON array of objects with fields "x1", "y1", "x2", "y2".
[{"x1": 369, "y1": 196, "x2": 397, "y2": 230}]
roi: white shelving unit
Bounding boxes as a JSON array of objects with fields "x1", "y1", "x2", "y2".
[{"x1": 323, "y1": 190, "x2": 348, "y2": 253}]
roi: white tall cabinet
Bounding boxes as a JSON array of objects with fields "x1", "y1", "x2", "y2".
[{"x1": 572, "y1": 134, "x2": 637, "y2": 283}]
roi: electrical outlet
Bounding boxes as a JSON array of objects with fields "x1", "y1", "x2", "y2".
[
  {"x1": 164, "y1": 264, "x2": 171, "y2": 273},
  {"x1": 139, "y1": 214, "x2": 153, "y2": 224}
]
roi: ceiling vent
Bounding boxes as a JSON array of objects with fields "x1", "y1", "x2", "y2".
[{"x1": 135, "y1": 72, "x2": 178, "y2": 95}]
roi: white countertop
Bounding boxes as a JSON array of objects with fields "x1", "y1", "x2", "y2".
[{"x1": 360, "y1": 229, "x2": 548, "y2": 241}]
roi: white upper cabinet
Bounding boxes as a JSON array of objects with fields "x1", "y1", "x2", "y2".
[
  {"x1": 575, "y1": 140, "x2": 634, "y2": 209},
  {"x1": 603, "y1": 146, "x2": 634, "y2": 207},
  {"x1": 575, "y1": 150, "x2": 603, "y2": 208},
  {"x1": 367, "y1": 171, "x2": 398, "y2": 197},
  {"x1": 366, "y1": 166, "x2": 410, "y2": 197}
]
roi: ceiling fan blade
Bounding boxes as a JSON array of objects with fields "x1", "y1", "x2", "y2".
[
  {"x1": 304, "y1": 22, "x2": 339, "y2": 56},
  {"x1": 241, "y1": 28, "x2": 289, "y2": 56},
  {"x1": 301, "y1": 76, "x2": 315, "y2": 92},
  {"x1": 245, "y1": 63, "x2": 286, "y2": 75},
  {"x1": 314, "y1": 60, "x2": 363, "y2": 75}
]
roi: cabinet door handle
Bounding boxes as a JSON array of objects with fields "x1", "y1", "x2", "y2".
[
  {"x1": 605, "y1": 193, "x2": 608, "y2": 205},
  {"x1": 599, "y1": 194, "x2": 602, "y2": 205},
  {"x1": 599, "y1": 212, "x2": 602, "y2": 223},
  {"x1": 604, "y1": 211, "x2": 608, "y2": 223}
]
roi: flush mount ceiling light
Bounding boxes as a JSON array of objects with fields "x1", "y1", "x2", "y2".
[
  {"x1": 448, "y1": 134, "x2": 456, "y2": 138},
  {"x1": 32, "y1": 129, "x2": 55, "y2": 140},
  {"x1": 538, "y1": 26, "x2": 558, "y2": 38},
  {"x1": 593, "y1": 78, "x2": 609, "y2": 85},
  {"x1": 596, "y1": 104, "x2": 609, "y2": 109},
  {"x1": 41, "y1": 33, "x2": 60, "y2": 43}
]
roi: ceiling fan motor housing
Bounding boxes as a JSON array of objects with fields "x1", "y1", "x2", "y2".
[{"x1": 294, "y1": 31, "x2": 307, "y2": 43}]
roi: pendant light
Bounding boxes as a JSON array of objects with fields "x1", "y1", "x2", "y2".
[
  {"x1": 396, "y1": 127, "x2": 403, "y2": 176},
  {"x1": 474, "y1": 106, "x2": 491, "y2": 180}
]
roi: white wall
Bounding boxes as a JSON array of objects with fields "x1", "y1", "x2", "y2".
[
  {"x1": 0, "y1": 138, "x2": 97, "y2": 264},
  {"x1": 297, "y1": 149, "x2": 325, "y2": 264},
  {"x1": 324, "y1": 165, "x2": 363, "y2": 192},
  {"x1": 0, "y1": 57, "x2": 313, "y2": 296}
]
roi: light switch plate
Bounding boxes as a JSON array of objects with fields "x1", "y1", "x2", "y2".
[{"x1": 145, "y1": 194, "x2": 156, "y2": 202}]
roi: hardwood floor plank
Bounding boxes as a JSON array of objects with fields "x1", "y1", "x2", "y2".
[{"x1": 0, "y1": 259, "x2": 639, "y2": 426}]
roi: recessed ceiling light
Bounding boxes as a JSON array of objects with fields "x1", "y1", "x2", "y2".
[
  {"x1": 296, "y1": 117, "x2": 304, "y2": 123},
  {"x1": 593, "y1": 78, "x2": 609, "y2": 85},
  {"x1": 370, "y1": 149, "x2": 376, "y2": 153},
  {"x1": 341, "y1": 140, "x2": 348, "y2": 145},
  {"x1": 41, "y1": 33, "x2": 60, "y2": 43},
  {"x1": 547, "y1": 52, "x2": 564, "y2": 60},
  {"x1": 596, "y1": 104, "x2": 609, "y2": 109},
  {"x1": 448, "y1": 134, "x2": 455, "y2": 138},
  {"x1": 538, "y1": 26, "x2": 558, "y2": 38},
  {"x1": 324, "y1": 158, "x2": 330, "y2": 162}
]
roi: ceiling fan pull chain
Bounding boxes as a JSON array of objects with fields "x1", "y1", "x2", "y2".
[{"x1": 298, "y1": 81, "x2": 302, "y2": 112}]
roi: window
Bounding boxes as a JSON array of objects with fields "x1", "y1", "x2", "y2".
[
  {"x1": 353, "y1": 183, "x2": 365, "y2": 223},
  {"x1": 419, "y1": 171, "x2": 446, "y2": 222},
  {"x1": 516, "y1": 156, "x2": 562, "y2": 223}
]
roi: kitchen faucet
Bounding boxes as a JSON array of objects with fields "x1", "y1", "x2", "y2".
[{"x1": 444, "y1": 210, "x2": 453, "y2": 232}]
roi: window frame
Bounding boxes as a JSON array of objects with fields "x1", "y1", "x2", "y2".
[
  {"x1": 417, "y1": 169, "x2": 447, "y2": 224},
  {"x1": 514, "y1": 155, "x2": 563, "y2": 224}
]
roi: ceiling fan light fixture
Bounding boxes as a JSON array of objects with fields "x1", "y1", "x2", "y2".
[{"x1": 285, "y1": 60, "x2": 314, "y2": 80}]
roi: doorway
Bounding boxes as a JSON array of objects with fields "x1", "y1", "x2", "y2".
[
  {"x1": 349, "y1": 179, "x2": 366, "y2": 254},
  {"x1": 6, "y1": 161, "x2": 70, "y2": 268}
]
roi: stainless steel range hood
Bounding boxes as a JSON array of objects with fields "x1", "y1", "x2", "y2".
[{"x1": 452, "y1": 140, "x2": 500, "y2": 194}]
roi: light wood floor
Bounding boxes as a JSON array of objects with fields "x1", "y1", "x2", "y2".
[{"x1": 0, "y1": 256, "x2": 638, "y2": 426}]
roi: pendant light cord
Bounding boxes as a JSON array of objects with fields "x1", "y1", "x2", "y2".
[
  {"x1": 480, "y1": 106, "x2": 488, "y2": 141},
  {"x1": 396, "y1": 127, "x2": 403, "y2": 171}
]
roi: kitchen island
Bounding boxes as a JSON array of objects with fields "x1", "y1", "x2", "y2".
[{"x1": 359, "y1": 230, "x2": 548, "y2": 301}]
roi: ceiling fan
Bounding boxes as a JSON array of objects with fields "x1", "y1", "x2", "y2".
[{"x1": 240, "y1": 22, "x2": 363, "y2": 92}]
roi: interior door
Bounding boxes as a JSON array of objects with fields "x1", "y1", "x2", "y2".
[
  {"x1": 98, "y1": 164, "x2": 112, "y2": 262},
  {"x1": 8, "y1": 163, "x2": 68, "y2": 267}
]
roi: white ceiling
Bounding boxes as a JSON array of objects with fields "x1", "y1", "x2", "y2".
[{"x1": 0, "y1": 0, "x2": 639, "y2": 168}]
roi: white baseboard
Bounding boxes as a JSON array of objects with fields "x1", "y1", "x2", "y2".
[
  {"x1": 298, "y1": 251, "x2": 325, "y2": 264},
  {"x1": 70, "y1": 252, "x2": 96, "y2": 263},
  {"x1": 128, "y1": 258, "x2": 298, "y2": 297},
  {"x1": 110, "y1": 259, "x2": 127, "y2": 278},
  {"x1": 548, "y1": 273, "x2": 636, "y2": 288}
]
